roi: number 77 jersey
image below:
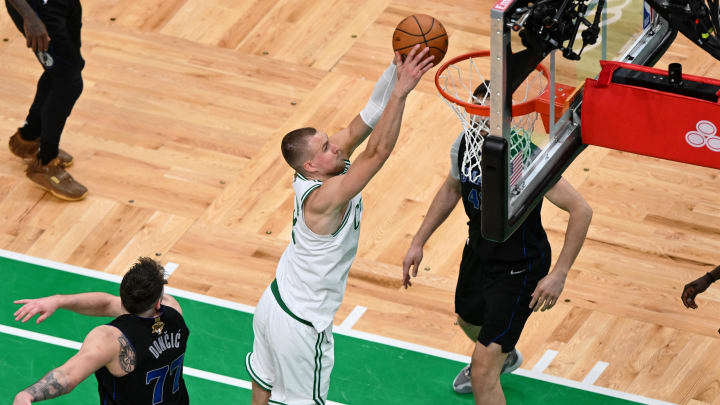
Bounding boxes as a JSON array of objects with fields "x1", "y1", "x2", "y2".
[{"x1": 95, "y1": 305, "x2": 190, "y2": 405}]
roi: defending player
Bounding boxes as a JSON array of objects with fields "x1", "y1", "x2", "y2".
[
  {"x1": 12, "y1": 258, "x2": 189, "y2": 405},
  {"x1": 402, "y1": 84, "x2": 593, "y2": 404}
]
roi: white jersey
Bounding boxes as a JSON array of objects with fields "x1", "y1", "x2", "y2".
[{"x1": 275, "y1": 160, "x2": 363, "y2": 332}]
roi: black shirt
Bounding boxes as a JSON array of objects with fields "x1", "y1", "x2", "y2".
[
  {"x1": 457, "y1": 135, "x2": 551, "y2": 263},
  {"x1": 95, "y1": 306, "x2": 190, "y2": 405}
]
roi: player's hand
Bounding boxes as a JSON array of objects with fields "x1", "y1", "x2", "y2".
[
  {"x1": 681, "y1": 275, "x2": 712, "y2": 309},
  {"x1": 530, "y1": 270, "x2": 567, "y2": 312},
  {"x1": 14, "y1": 295, "x2": 60, "y2": 324},
  {"x1": 13, "y1": 391, "x2": 32, "y2": 405},
  {"x1": 392, "y1": 51, "x2": 401, "y2": 66},
  {"x1": 393, "y1": 45, "x2": 434, "y2": 96},
  {"x1": 402, "y1": 242, "x2": 424, "y2": 289},
  {"x1": 23, "y1": 14, "x2": 50, "y2": 53}
]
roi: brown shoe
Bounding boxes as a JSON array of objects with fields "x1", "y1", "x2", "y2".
[
  {"x1": 26, "y1": 158, "x2": 88, "y2": 201},
  {"x1": 9, "y1": 131, "x2": 74, "y2": 167}
]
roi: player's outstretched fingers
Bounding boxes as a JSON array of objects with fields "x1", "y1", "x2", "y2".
[
  {"x1": 36, "y1": 312, "x2": 51, "y2": 324},
  {"x1": 21, "y1": 307, "x2": 40, "y2": 323},
  {"x1": 418, "y1": 55, "x2": 435, "y2": 73},
  {"x1": 405, "y1": 44, "x2": 422, "y2": 64},
  {"x1": 411, "y1": 46, "x2": 431, "y2": 66},
  {"x1": 13, "y1": 299, "x2": 30, "y2": 317},
  {"x1": 41, "y1": 34, "x2": 50, "y2": 53},
  {"x1": 541, "y1": 298, "x2": 555, "y2": 311}
]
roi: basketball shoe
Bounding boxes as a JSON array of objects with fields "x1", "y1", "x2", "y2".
[{"x1": 452, "y1": 349, "x2": 523, "y2": 394}]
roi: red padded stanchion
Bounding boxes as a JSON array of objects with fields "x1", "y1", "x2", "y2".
[{"x1": 582, "y1": 61, "x2": 720, "y2": 169}]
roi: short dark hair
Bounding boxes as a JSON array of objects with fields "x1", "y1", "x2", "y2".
[
  {"x1": 281, "y1": 127, "x2": 316, "y2": 172},
  {"x1": 120, "y1": 257, "x2": 167, "y2": 314}
]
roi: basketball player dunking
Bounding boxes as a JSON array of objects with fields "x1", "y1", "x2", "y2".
[{"x1": 245, "y1": 45, "x2": 434, "y2": 405}]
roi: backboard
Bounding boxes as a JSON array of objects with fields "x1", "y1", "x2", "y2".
[{"x1": 481, "y1": 0, "x2": 677, "y2": 241}]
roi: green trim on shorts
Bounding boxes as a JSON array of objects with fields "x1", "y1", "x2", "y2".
[
  {"x1": 245, "y1": 352, "x2": 272, "y2": 391},
  {"x1": 313, "y1": 331, "x2": 326, "y2": 405},
  {"x1": 269, "y1": 400, "x2": 287, "y2": 405},
  {"x1": 271, "y1": 279, "x2": 313, "y2": 327}
]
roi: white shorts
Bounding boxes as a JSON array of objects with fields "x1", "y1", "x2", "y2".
[{"x1": 246, "y1": 281, "x2": 334, "y2": 405}]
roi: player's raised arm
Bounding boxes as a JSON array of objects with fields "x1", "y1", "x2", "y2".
[
  {"x1": 14, "y1": 293, "x2": 126, "y2": 324},
  {"x1": 331, "y1": 58, "x2": 399, "y2": 158},
  {"x1": 307, "y1": 45, "x2": 434, "y2": 215}
]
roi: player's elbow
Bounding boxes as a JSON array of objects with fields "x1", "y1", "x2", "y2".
[
  {"x1": 362, "y1": 146, "x2": 391, "y2": 167},
  {"x1": 372, "y1": 145, "x2": 393, "y2": 162},
  {"x1": 575, "y1": 201, "x2": 593, "y2": 223},
  {"x1": 65, "y1": 382, "x2": 78, "y2": 394}
]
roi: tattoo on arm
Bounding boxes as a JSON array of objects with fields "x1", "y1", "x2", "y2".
[
  {"x1": 23, "y1": 369, "x2": 70, "y2": 401},
  {"x1": 118, "y1": 335, "x2": 136, "y2": 373}
]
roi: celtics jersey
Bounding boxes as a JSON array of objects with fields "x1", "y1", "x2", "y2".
[{"x1": 275, "y1": 160, "x2": 363, "y2": 332}]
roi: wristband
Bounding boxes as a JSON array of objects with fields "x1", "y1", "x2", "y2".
[{"x1": 359, "y1": 62, "x2": 398, "y2": 128}]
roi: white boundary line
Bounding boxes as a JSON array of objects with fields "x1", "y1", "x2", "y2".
[
  {"x1": 0, "y1": 249, "x2": 678, "y2": 405},
  {"x1": 0, "y1": 324, "x2": 81, "y2": 350},
  {"x1": 0, "y1": 322, "x2": 347, "y2": 405},
  {"x1": 532, "y1": 349, "x2": 558, "y2": 373},
  {"x1": 514, "y1": 369, "x2": 675, "y2": 405},
  {"x1": 336, "y1": 306, "x2": 367, "y2": 330},
  {"x1": 165, "y1": 262, "x2": 179, "y2": 277},
  {"x1": 582, "y1": 361, "x2": 610, "y2": 385}
]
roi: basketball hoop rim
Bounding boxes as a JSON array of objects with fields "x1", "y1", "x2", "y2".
[{"x1": 434, "y1": 50, "x2": 550, "y2": 117}]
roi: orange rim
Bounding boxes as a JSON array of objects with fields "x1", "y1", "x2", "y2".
[{"x1": 434, "y1": 50, "x2": 550, "y2": 117}]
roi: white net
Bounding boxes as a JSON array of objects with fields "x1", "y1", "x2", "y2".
[{"x1": 436, "y1": 55, "x2": 547, "y2": 186}]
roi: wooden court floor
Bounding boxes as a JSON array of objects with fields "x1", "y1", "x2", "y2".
[{"x1": 1, "y1": 1, "x2": 719, "y2": 403}]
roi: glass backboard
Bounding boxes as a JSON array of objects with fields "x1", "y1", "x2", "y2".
[{"x1": 481, "y1": 0, "x2": 677, "y2": 241}]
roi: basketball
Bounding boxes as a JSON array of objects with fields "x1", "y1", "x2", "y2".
[{"x1": 392, "y1": 14, "x2": 448, "y2": 65}]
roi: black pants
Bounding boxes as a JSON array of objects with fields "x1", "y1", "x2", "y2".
[{"x1": 6, "y1": 0, "x2": 84, "y2": 164}]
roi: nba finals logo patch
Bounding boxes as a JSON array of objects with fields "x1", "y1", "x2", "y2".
[
  {"x1": 685, "y1": 120, "x2": 720, "y2": 152},
  {"x1": 151, "y1": 317, "x2": 165, "y2": 335},
  {"x1": 35, "y1": 51, "x2": 54, "y2": 68}
]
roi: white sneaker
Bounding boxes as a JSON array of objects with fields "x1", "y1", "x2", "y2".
[
  {"x1": 451, "y1": 349, "x2": 523, "y2": 394},
  {"x1": 501, "y1": 349, "x2": 523, "y2": 374},
  {"x1": 452, "y1": 364, "x2": 472, "y2": 394}
]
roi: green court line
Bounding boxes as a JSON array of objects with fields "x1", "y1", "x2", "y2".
[{"x1": 1, "y1": 255, "x2": 649, "y2": 404}]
